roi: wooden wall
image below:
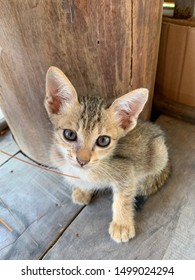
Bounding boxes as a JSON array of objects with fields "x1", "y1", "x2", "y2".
[{"x1": 0, "y1": 0, "x2": 163, "y2": 163}]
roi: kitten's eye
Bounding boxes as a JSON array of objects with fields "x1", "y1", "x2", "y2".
[
  {"x1": 63, "y1": 129, "x2": 77, "y2": 141},
  {"x1": 96, "y1": 135, "x2": 111, "y2": 147}
]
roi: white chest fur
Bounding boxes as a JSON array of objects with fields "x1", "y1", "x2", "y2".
[{"x1": 58, "y1": 162, "x2": 110, "y2": 191}]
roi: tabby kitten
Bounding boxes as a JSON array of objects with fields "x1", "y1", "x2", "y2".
[{"x1": 44, "y1": 66, "x2": 170, "y2": 243}]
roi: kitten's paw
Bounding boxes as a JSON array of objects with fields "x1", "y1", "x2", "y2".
[
  {"x1": 109, "y1": 221, "x2": 135, "y2": 243},
  {"x1": 72, "y1": 188, "x2": 92, "y2": 205}
]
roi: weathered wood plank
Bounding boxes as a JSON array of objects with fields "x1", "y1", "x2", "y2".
[
  {"x1": 0, "y1": 153, "x2": 83, "y2": 259},
  {"x1": 132, "y1": 0, "x2": 163, "y2": 120},
  {"x1": 154, "y1": 94, "x2": 195, "y2": 124},
  {"x1": 156, "y1": 116, "x2": 195, "y2": 260},
  {"x1": 44, "y1": 115, "x2": 195, "y2": 260},
  {"x1": 0, "y1": 129, "x2": 19, "y2": 165}
]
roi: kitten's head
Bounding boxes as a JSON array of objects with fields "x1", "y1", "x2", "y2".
[{"x1": 45, "y1": 67, "x2": 148, "y2": 169}]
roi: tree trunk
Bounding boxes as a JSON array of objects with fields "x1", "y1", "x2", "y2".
[{"x1": 0, "y1": 0, "x2": 163, "y2": 164}]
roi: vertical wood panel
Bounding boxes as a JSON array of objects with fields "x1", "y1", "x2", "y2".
[{"x1": 132, "y1": 0, "x2": 163, "y2": 119}]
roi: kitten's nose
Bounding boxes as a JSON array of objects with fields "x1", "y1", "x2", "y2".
[{"x1": 76, "y1": 149, "x2": 91, "y2": 167}]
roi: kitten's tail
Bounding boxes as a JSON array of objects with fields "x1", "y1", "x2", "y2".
[{"x1": 138, "y1": 161, "x2": 171, "y2": 198}]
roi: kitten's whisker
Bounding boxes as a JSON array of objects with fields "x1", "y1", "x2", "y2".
[{"x1": 0, "y1": 150, "x2": 79, "y2": 179}]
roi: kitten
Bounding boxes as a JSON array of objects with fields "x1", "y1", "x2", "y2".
[{"x1": 44, "y1": 66, "x2": 170, "y2": 243}]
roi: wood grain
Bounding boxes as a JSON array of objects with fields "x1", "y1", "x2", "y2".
[
  {"x1": 44, "y1": 115, "x2": 195, "y2": 260},
  {"x1": 154, "y1": 94, "x2": 195, "y2": 124},
  {"x1": 0, "y1": 0, "x2": 163, "y2": 163},
  {"x1": 131, "y1": 0, "x2": 163, "y2": 119},
  {"x1": 0, "y1": 153, "x2": 82, "y2": 260},
  {"x1": 155, "y1": 18, "x2": 195, "y2": 108}
]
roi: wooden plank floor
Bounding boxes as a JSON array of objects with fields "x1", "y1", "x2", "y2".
[
  {"x1": 0, "y1": 130, "x2": 82, "y2": 259},
  {"x1": 0, "y1": 129, "x2": 19, "y2": 165},
  {"x1": 0, "y1": 115, "x2": 195, "y2": 259}
]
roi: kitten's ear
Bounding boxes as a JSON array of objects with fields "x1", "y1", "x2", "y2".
[
  {"x1": 45, "y1": 66, "x2": 78, "y2": 115},
  {"x1": 109, "y1": 88, "x2": 148, "y2": 131}
]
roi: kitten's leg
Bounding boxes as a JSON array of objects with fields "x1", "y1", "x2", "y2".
[
  {"x1": 72, "y1": 187, "x2": 93, "y2": 205},
  {"x1": 109, "y1": 188, "x2": 135, "y2": 243}
]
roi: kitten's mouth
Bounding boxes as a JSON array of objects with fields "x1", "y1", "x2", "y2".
[
  {"x1": 69, "y1": 159, "x2": 86, "y2": 168},
  {"x1": 67, "y1": 156, "x2": 95, "y2": 169},
  {"x1": 71, "y1": 160, "x2": 93, "y2": 170}
]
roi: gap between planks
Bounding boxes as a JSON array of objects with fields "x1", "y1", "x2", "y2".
[
  {"x1": 39, "y1": 190, "x2": 99, "y2": 259},
  {"x1": 0, "y1": 151, "x2": 21, "y2": 168},
  {"x1": 39, "y1": 206, "x2": 85, "y2": 260}
]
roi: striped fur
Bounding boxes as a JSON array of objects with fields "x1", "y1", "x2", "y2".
[
  {"x1": 45, "y1": 67, "x2": 171, "y2": 243},
  {"x1": 78, "y1": 95, "x2": 106, "y2": 131}
]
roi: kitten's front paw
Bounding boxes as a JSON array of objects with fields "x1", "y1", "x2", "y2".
[
  {"x1": 72, "y1": 187, "x2": 92, "y2": 205},
  {"x1": 109, "y1": 221, "x2": 135, "y2": 243}
]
